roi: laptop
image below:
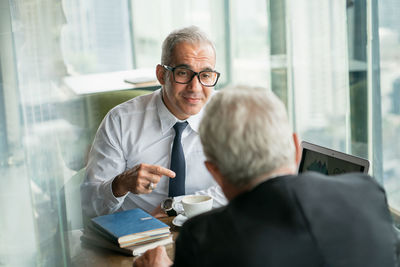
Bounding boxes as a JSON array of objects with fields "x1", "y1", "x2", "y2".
[{"x1": 298, "y1": 141, "x2": 370, "y2": 175}]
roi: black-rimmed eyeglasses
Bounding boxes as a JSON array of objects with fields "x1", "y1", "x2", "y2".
[{"x1": 162, "y1": 65, "x2": 220, "y2": 87}]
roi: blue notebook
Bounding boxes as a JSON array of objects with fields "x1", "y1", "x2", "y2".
[{"x1": 91, "y1": 208, "x2": 170, "y2": 245}]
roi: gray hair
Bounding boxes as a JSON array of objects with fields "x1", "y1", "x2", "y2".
[
  {"x1": 199, "y1": 85, "x2": 295, "y2": 186},
  {"x1": 161, "y1": 26, "x2": 216, "y2": 65}
]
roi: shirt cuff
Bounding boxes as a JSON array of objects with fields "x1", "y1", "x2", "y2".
[{"x1": 103, "y1": 177, "x2": 128, "y2": 209}]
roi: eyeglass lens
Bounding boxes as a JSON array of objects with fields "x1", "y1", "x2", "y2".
[{"x1": 173, "y1": 67, "x2": 218, "y2": 86}]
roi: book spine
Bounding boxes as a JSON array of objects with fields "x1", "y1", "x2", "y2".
[
  {"x1": 118, "y1": 226, "x2": 170, "y2": 244},
  {"x1": 119, "y1": 234, "x2": 172, "y2": 248}
]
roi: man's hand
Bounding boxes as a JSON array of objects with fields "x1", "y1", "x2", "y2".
[
  {"x1": 112, "y1": 163, "x2": 175, "y2": 197},
  {"x1": 133, "y1": 246, "x2": 173, "y2": 267}
]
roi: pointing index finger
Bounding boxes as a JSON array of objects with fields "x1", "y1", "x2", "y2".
[{"x1": 150, "y1": 165, "x2": 176, "y2": 178}]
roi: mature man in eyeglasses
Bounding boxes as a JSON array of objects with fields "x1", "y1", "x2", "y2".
[{"x1": 81, "y1": 26, "x2": 227, "y2": 218}]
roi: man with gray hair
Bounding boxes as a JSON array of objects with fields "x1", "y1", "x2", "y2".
[
  {"x1": 134, "y1": 86, "x2": 397, "y2": 267},
  {"x1": 81, "y1": 26, "x2": 227, "y2": 219}
]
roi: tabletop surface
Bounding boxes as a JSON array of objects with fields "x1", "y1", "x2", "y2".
[{"x1": 68, "y1": 216, "x2": 179, "y2": 267}]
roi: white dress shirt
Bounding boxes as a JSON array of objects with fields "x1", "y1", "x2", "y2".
[{"x1": 81, "y1": 89, "x2": 227, "y2": 217}]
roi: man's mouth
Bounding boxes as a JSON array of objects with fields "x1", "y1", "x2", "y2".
[{"x1": 183, "y1": 96, "x2": 202, "y2": 104}]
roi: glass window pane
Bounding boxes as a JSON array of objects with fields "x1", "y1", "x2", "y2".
[
  {"x1": 230, "y1": 0, "x2": 269, "y2": 87},
  {"x1": 378, "y1": 0, "x2": 400, "y2": 210},
  {"x1": 1, "y1": 1, "x2": 91, "y2": 265},
  {"x1": 286, "y1": 1, "x2": 350, "y2": 152},
  {"x1": 62, "y1": 0, "x2": 133, "y2": 74}
]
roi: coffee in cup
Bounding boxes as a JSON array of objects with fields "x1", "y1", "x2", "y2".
[{"x1": 173, "y1": 195, "x2": 213, "y2": 218}]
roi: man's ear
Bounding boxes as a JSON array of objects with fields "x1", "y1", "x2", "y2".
[
  {"x1": 156, "y1": 64, "x2": 166, "y2": 85},
  {"x1": 293, "y1": 133, "x2": 302, "y2": 165},
  {"x1": 204, "y1": 161, "x2": 224, "y2": 188}
]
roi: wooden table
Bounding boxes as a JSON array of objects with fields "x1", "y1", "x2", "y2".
[{"x1": 67, "y1": 217, "x2": 179, "y2": 267}]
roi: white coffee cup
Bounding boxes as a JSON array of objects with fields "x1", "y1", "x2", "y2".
[{"x1": 173, "y1": 195, "x2": 213, "y2": 218}]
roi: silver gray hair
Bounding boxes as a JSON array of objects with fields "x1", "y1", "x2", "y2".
[
  {"x1": 199, "y1": 85, "x2": 295, "y2": 186},
  {"x1": 161, "y1": 26, "x2": 216, "y2": 65}
]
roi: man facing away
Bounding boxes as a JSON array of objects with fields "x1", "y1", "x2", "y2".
[
  {"x1": 81, "y1": 26, "x2": 227, "y2": 219},
  {"x1": 134, "y1": 85, "x2": 398, "y2": 267}
]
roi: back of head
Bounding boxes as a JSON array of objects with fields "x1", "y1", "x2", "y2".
[
  {"x1": 161, "y1": 26, "x2": 216, "y2": 65},
  {"x1": 199, "y1": 85, "x2": 295, "y2": 186}
]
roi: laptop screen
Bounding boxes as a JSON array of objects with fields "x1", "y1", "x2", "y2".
[{"x1": 298, "y1": 142, "x2": 369, "y2": 175}]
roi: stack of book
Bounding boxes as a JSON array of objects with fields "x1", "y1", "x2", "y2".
[{"x1": 80, "y1": 208, "x2": 173, "y2": 256}]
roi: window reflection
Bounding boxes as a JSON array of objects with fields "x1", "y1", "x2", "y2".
[{"x1": 1, "y1": 0, "x2": 87, "y2": 265}]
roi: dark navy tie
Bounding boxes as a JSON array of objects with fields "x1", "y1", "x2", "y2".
[{"x1": 168, "y1": 121, "x2": 188, "y2": 197}]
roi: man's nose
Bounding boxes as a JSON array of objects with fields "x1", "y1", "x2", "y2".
[{"x1": 188, "y1": 74, "x2": 202, "y2": 91}]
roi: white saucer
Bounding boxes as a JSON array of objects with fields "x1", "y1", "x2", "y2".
[{"x1": 172, "y1": 214, "x2": 188, "y2": 227}]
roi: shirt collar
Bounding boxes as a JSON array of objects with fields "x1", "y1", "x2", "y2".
[
  {"x1": 156, "y1": 88, "x2": 213, "y2": 135},
  {"x1": 156, "y1": 89, "x2": 176, "y2": 135}
]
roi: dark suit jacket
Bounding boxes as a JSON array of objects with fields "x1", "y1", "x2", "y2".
[{"x1": 173, "y1": 172, "x2": 398, "y2": 267}]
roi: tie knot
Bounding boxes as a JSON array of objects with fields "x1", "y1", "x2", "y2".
[{"x1": 173, "y1": 121, "x2": 188, "y2": 134}]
